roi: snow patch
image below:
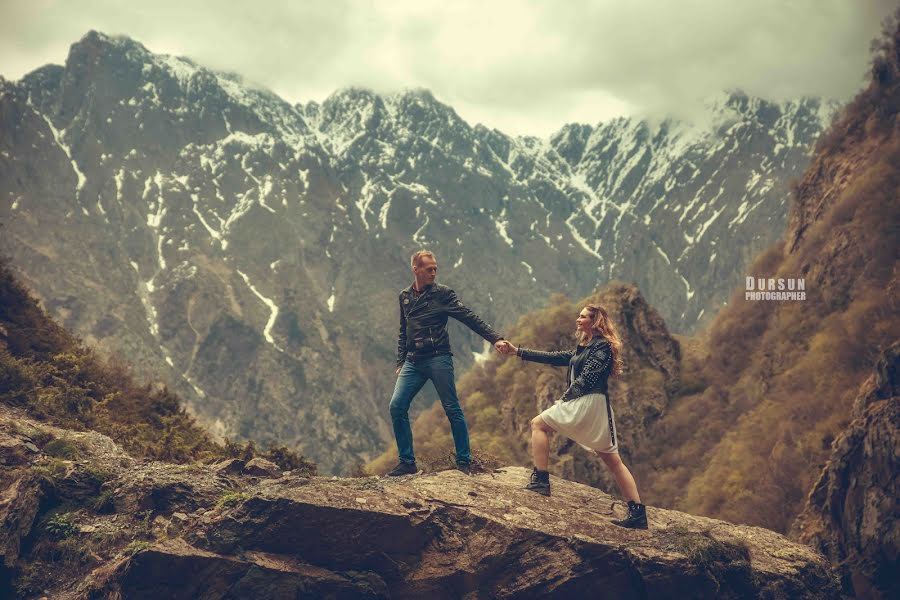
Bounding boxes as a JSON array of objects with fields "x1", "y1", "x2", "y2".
[
  {"x1": 495, "y1": 207, "x2": 514, "y2": 247},
  {"x1": 564, "y1": 213, "x2": 603, "y2": 260},
  {"x1": 32, "y1": 103, "x2": 87, "y2": 198},
  {"x1": 237, "y1": 269, "x2": 284, "y2": 353},
  {"x1": 695, "y1": 206, "x2": 725, "y2": 242},
  {"x1": 413, "y1": 215, "x2": 430, "y2": 243},
  {"x1": 472, "y1": 339, "x2": 494, "y2": 365},
  {"x1": 192, "y1": 200, "x2": 223, "y2": 244},
  {"x1": 653, "y1": 243, "x2": 672, "y2": 265},
  {"x1": 356, "y1": 176, "x2": 376, "y2": 230},
  {"x1": 379, "y1": 198, "x2": 392, "y2": 229},
  {"x1": 521, "y1": 261, "x2": 536, "y2": 282},
  {"x1": 114, "y1": 169, "x2": 125, "y2": 205},
  {"x1": 678, "y1": 272, "x2": 694, "y2": 301}
]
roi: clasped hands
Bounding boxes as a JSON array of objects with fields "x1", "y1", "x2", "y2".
[{"x1": 494, "y1": 340, "x2": 518, "y2": 356}]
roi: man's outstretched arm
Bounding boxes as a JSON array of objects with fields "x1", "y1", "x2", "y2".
[{"x1": 444, "y1": 288, "x2": 504, "y2": 344}]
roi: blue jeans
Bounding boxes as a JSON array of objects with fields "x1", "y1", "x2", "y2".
[{"x1": 389, "y1": 354, "x2": 470, "y2": 465}]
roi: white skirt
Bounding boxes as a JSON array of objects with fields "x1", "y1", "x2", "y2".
[{"x1": 539, "y1": 392, "x2": 618, "y2": 454}]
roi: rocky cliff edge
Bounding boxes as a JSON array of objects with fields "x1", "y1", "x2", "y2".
[{"x1": 0, "y1": 403, "x2": 840, "y2": 599}]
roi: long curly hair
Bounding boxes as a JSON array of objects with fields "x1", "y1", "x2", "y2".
[{"x1": 576, "y1": 304, "x2": 624, "y2": 376}]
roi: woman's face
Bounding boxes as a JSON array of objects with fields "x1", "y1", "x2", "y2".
[{"x1": 576, "y1": 308, "x2": 593, "y2": 334}]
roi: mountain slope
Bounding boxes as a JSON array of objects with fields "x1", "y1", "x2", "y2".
[
  {"x1": 0, "y1": 255, "x2": 314, "y2": 470},
  {"x1": 659, "y1": 16, "x2": 900, "y2": 532}
]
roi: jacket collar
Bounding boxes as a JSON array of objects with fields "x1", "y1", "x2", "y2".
[
  {"x1": 409, "y1": 282, "x2": 434, "y2": 296},
  {"x1": 582, "y1": 334, "x2": 609, "y2": 347},
  {"x1": 405, "y1": 282, "x2": 434, "y2": 311}
]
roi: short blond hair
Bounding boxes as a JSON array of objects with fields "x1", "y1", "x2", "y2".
[{"x1": 410, "y1": 250, "x2": 436, "y2": 268}]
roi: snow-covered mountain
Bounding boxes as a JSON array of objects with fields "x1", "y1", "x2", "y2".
[{"x1": 0, "y1": 32, "x2": 836, "y2": 472}]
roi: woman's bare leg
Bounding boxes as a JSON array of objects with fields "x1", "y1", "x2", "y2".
[
  {"x1": 530, "y1": 416, "x2": 553, "y2": 471},
  {"x1": 599, "y1": 452, "x2": 641, "y2": 503}
]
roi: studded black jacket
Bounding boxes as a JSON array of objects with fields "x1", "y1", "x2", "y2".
[{"x1": 517, "y1": 335, "x2": 613, "y2": 401}]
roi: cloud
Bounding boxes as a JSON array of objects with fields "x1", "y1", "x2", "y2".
[{"x1": 0, "y1": 0, "x2": 895, "y2": 136}]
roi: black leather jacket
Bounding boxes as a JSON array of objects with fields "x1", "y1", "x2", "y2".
[
  {"x1": 397, "y1": 283, "x2": 503, "y2": 366},
  {"x1": 517, "y1": 335, "x2": 613, "y2": 401}
]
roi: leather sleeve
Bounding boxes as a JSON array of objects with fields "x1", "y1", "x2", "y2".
[
  {"x1": 444, "y1": 288, "x2": 503, "y2": 344},
  {"x1": 560, "y1": 341, "x2": 612, "y2": 401},
  {"x1": 396, "y1": 295, "x2": 408, "y2": 367},
  {"x1": 517, "y1": 347, "x2": 573, "y2": 367}
]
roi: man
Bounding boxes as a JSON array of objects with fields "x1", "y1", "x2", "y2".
[{"x1": 387, "y1": 250, "x2": 506, "y2": 476}]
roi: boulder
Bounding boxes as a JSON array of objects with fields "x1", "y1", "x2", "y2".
[
  {"x1": 0, "y1": 431, "x2": 38, "y2": 466},
  {"x1": 242, "y1": 457, "x2": 282, "y2": 479},
  {"x1": 210, "y1": 458, "x2": 245, "y2": 476},
  {"x1": 109, "y1": 462, "x2": 237, "y2": 514},
  {"x1": 0, "y1": 473, "x2": 45, "y2": 567}
]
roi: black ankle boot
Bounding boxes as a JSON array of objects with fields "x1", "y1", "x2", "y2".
[
  {"x1": 612, "y1": 500, "x2": 648, "y2": 529},
  {"x1": 524, "y1": 467, "x2": 551, "y2": 496}
]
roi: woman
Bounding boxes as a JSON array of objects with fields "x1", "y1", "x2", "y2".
[{"x1": 498, "y1": 304, "x2": 648, "y2": 529}]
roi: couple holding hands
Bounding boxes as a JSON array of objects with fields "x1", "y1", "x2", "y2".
[{"x1": 387, "y1": 250, "x2": 647, "y2": 530}]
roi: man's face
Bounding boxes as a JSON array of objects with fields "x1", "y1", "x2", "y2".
[{"x1": 414, "y1": 255, "x2": 438, "y2": 287}]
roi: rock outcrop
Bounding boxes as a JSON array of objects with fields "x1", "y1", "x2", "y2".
[
  {"x1": 0, "y1": 403, "x2": 841, "y2": 599},
  {"x1": 793, "y1": 342, "x2": 900, "y2": 599}
]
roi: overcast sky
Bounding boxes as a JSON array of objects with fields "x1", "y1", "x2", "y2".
[{"x1": 1, "y1": 0, "x2": 896, "y2": 137}]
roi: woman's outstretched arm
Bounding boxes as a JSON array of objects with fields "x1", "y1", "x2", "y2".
[
  {"x1": 500, "y1": 340, "x2": 572, "y2": 366},
  {"x1": 518, "y1": 347, "x2": 574, "y2": 366}
]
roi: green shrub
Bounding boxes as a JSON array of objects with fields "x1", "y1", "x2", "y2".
[
  {"x1": 91, "y1": 491, "x2": 116, "y2": 513},
  {"x1": 43, "y1": 437, "x2": 81, "y2": 459},
  {"x1": 216, "y1": 492, "x2": 251, "y2": 508},
  {"x1": 261, "y1": 444, "x2": 311, "y2": 473},
  {"x1": 30, "y1": 458, "x2": 69, "y2": 484},
  {"x1": 658, "y1": 526, "x2": 750, "y2": 568},
  {"x1": 45, "y1": 512, "x2": 79, "y2": 539},
  {"x1": 13, "y1": 562, "x2": 44, "y2": 598},
  {"x1": 123, "y1": 540, "x2": 152, "y2": 557}
]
